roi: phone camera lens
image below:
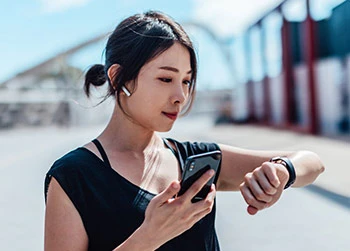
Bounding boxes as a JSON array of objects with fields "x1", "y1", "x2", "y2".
[{"x1": 189, "y1": 161, "x2": 195, "y2": 171}]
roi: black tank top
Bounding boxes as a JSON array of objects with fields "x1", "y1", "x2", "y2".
[{"x1": 44, "y1": 138, "x2": 221, "y2": 251}]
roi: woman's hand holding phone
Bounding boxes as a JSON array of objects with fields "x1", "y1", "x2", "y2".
[{"x1": 139, "y1": 170, "x2": 216, "y2": 250}]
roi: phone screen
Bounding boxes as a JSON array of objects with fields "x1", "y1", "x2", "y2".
[{"x1": 178, "y1": 150, "x2": 221, "y2": 203}]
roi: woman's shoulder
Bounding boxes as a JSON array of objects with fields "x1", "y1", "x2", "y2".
[
  {"x1": 51, "y1": 147, "x2": 93, "y2": 170},
  {"x1": 46, "y1": 147, "x2": 102, "y2": 181},
  {"x1": 44, "y1": 147, "x2": 101, "y2": 200}
]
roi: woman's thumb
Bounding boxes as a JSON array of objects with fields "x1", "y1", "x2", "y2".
[{"x1": 247, "y1": 205, "x2": 259, "y2": 215}]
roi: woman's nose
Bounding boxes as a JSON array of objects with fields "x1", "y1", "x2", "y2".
[{"x1": 171, "y1": 83, "x2": 187, "y2": 104}]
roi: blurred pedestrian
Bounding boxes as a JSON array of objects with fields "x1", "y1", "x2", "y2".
[{"x1": 44, "y1": 10, "x2": 325, "y2": 251}]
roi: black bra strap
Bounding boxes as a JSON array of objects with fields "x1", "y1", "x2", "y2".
[
  {"x1": 163, "y1": 138, "x2": 184, "y2": 173},
  {"x1": 92, "y1": 139, "x2": 112, "y2": 168},
  {"x1": 163, "y1": 138, "x2": 177, "y2": 156}
]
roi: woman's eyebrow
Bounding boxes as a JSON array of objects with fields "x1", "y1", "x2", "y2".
[{"x1": 159, "y1": 66, "x2": 192, "y2": 74}]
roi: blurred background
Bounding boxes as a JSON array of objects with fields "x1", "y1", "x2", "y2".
[
  {"x1": 0, "y1": 0, "x2": 349, "y2": 136},
  {"x1": 0, "y1": 0, "x2": 349, "y2": 250}
]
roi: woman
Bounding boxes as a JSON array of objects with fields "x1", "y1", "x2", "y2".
[{"x1": 44, "y1": 11, "x2": 324, "y2": 251}]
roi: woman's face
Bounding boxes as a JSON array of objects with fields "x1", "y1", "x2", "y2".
[{"x1": 122, "y1": 42, "x2": 192, "y2": 132}]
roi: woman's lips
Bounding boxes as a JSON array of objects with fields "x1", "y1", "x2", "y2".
[{"x1": 163, "y1": 112, "x2": 178, "y2": 120}]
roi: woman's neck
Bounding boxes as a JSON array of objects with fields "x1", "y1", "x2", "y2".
[{"x1": 97, "y1": 106, "x2": 162, "y2": 154}]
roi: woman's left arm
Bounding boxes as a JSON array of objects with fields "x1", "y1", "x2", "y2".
[
  {"x1": 217, "y1": 144, "x2": 325, "y2": 191},
  {"x1": 216, "y1": 144, "x2": 325, "y2": 214}
]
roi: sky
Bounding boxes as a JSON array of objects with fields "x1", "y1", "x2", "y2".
[{"x1": 0, "y1": 0, "x2": 345, "y2": 89}]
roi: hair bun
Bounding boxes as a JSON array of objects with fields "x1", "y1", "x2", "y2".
[{"x1": 84, "y1": 64, "x2": 107, "y2": 97}]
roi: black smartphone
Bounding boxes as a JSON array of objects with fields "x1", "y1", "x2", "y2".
[{"x1": 178, "y1": 150, "x2": 222, "y2": 203}]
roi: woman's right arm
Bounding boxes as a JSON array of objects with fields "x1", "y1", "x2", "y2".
[
  {"x1": 45, "y1": 170, "x2": 216, "y2": 251},
  {"x1": 45, "y1": 178, "x2": 89, "y2": 251}
]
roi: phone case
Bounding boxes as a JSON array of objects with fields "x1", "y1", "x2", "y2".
[{"x1": 178, "y1": 150, "x2": 221, "y2": 202}]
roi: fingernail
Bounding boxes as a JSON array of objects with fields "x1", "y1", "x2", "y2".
[
  {"x1": 208, "y1": 169, "x2": 215, "y2": 176},
  {"x1": 172, "y1": 182, "x2": 179, "y2": 189}
]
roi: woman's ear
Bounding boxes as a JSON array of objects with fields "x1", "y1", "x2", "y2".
[{"x1": 107, "y1": 64, "x2": 121, "y2": 90}]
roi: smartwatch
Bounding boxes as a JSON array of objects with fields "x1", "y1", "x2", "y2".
[{"x1": 270, "y1": 156, "x2": 296, "y2": 189}]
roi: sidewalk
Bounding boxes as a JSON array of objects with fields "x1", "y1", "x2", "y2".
[{"x1": 164, "y1": 115, "x2": 350, "y2": 200}]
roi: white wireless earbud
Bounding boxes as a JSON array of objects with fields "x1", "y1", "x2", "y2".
[{"x1": 121, "y1": 86, "x2": 131, "y2": 97}]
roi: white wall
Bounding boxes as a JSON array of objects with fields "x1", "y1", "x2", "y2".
[
  {"x1": 232, "y1": 82, "x2": 248, "y2": 121},
  {"x1": 253, "y1": 80, "x2": 264, "y2": 120},
  {"x1": 315, "y1": 58, "x2": 342, "y2": 135},
  {"x1": 294, "y1": 64, "x2": 310, "y2": 127},
  {"x1": 269, "y1": 73, "x2": 284, "y2": 125}
]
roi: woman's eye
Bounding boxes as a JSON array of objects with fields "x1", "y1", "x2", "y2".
[
  {"x1": 183, "y1": 80, "x2": 191, "y2": 86},
  {"x1": 159, "y1": 78, "x2": 172, "y2": 83}
]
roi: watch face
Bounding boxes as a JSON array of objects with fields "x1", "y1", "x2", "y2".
[
  {"x1": 271, "y1": 157, "x2": 287, "y2": 167},
  {"x1": 270, "y1": 157, "x2": 296, "y2": 189},
  {"x1": 277, "y1": 160, "x2": 286, "y2": 166}
]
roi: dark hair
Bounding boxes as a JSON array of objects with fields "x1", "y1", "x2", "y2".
[{"x1": 84, "y1": 10, "x2": 197, "y2": 115}]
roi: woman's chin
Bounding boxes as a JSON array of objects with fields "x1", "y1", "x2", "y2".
[{"x1": 157, "y1": 124, "x2": 174, "y2": 133}]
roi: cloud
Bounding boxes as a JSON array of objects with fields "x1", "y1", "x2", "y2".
[
  {"x1": 192, "y1": 0, "x2": 283, "y2": 37},
  {"x1": 40, "y1": 0, "x2": 92, "y2": 13}
]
